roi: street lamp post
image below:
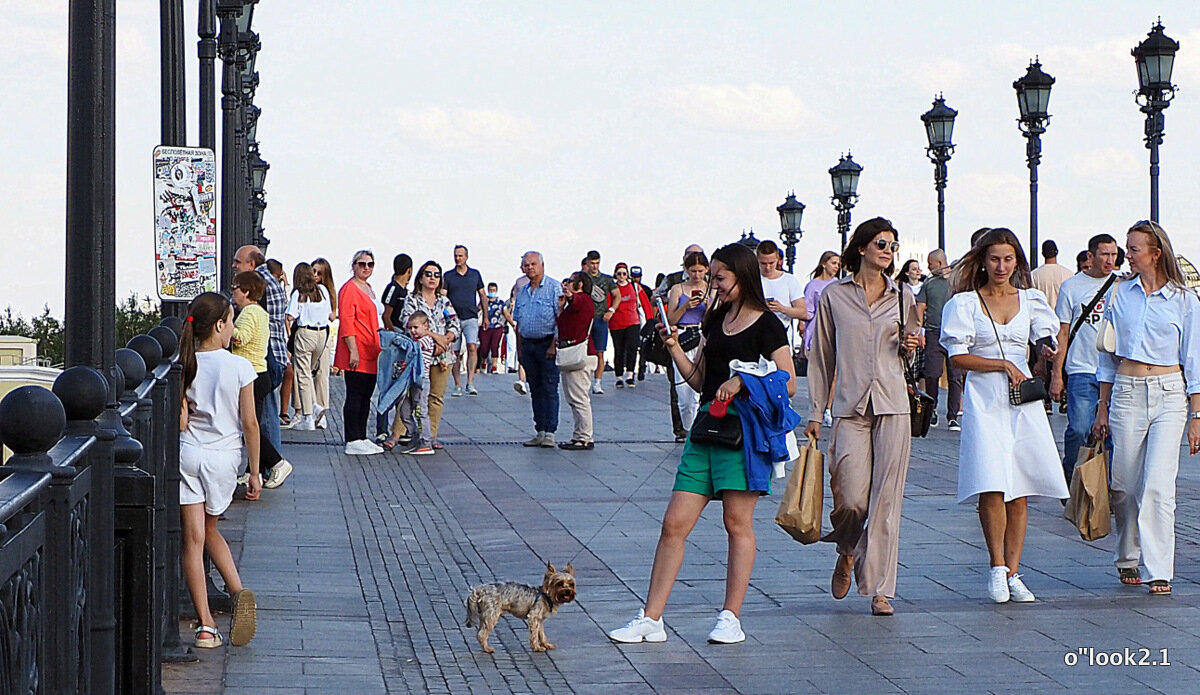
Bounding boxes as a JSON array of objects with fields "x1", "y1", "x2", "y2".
[
  {"x1": 1132, "y1": 20, "x2": 1179, "y2": 223},
  {"x1": 776, "y1": 192, "x2": 805, "y2": 274},
  {"x1": 198, "y1": 0, "x2": 217, "y2": 151},
  {"x1": 921, "y1": 94, "x2": 957, "y2": 251},
  {"x1": 828, "y1": 153, "x2": 862, "y2": 273},
  {"x1": 1013, "y1": 59, "x2": 1054, "y2": 269}
]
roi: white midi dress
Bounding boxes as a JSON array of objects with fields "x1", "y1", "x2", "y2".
[{"x1": 940, "y1": 289, "x2": 1070, "y2": 504}]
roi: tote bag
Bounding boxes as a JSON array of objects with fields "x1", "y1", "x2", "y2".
[
  {"x1": 774, "y1": 435, "x2": 824, "y2": 544},
  {"x1": 1063, "y1": 440, "x2": 1111, "y2": 541}
]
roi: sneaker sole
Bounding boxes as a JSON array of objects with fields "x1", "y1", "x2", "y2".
[
  {"x1": 229, "y1": 589, "x2": 256, "y2": 646},
  {"x1": 609, "y1": 632, "x2": 667, "y2": 644},
  {"x1": 707, "y1": 634, "x2": 745, "y2": 644}
]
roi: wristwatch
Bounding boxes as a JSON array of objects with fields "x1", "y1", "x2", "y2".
[{"x1": 1191, "y1": 412, "x2": 1200, "y2": 420}]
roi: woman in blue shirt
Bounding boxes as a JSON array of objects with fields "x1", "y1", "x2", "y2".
[{"x1": 1093, "y1": 220, "x2": 1200, "y2": 595}]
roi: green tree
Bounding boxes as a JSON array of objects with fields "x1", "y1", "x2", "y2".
[{"x1": 1, "y1": 294, "x2": 161, "y2": 367}]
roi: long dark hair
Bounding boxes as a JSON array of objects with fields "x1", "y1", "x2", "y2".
[
  {"x1": 810, "y1": 251, "x2": 839, "y2": 280},
  {"x1": 895, "y1": 259, "x2": 921, "y2": 285},
  {"x1": 292, "y1": 262, "x2": 323, "y2": 303},
  {"x1": 841, "y1": 217, "x2": 898, "y2": 276},
  {"x1": 180, "y1": 292, "x2": 232, "y2": 396},
  {"x1": 312, "y1": 257, "x2": 337, "y2": 312},
  {"x1": 951, "y1": 227, "x2": 1032, "y2": 293},
  {"x1": 701, "y1": 243, "x2": 770, "y2": 335}
]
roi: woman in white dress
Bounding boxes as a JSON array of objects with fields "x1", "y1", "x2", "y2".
[{"x1": 941, "y1": 228, "x2": 1068, "y2": 604}]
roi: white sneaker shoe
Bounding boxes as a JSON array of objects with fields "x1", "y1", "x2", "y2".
[
  {"x1": 513, "y1": 381, "x2": 529, "y2": 395},
  {"x1": 707, "y1": 609, "x2": 745, "y2": 644},
  {"x1": 293, "y1": 414, "x2": 315, "y2": 431},
  {"x1": 539, "y1": 432, "x2": 556, "y2": 448},
  {"x1": 608, "y1": 609, "x2": 666, "y2": 643},
  {"x1": 523, "y1": 432, "x2": 545, "y2": 447},
  {"x1": 822, "y1": 409, "x2": 833, "y2": 427},
  {"x1": 1007, "y1": 574, "x2": 1036, "y2": 603},
  {"x1": 451, "y1": 386, "x2": 463, "y2": 397},
  {"x1": 313, "y1": 404, "x2": 327, "y2": 428},
  {"x1": 263, "y1": 460, "x2": 293, "y2": 489},
  {"x1": 591, "y1": 381, "x2": 604, "y2": 395},
  {"x1": 988, "y1": 566, "x2": 1011, "y2": 603},
  {"x1": 345, "y1": 439, "x2": 382, "y2": 455}
]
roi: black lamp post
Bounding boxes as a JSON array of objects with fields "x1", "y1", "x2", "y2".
[
  {"x1": 776, "y1": 192, "x2": 805, "y2": 274},
  {"x1": 829, "y1": 153, "x2": 862, "y2": 271},
  {"x1": 1013, "y1": 59, "x2": 1054, "y2": 268},
  {"x1": 921, "y1": 94, "x2": 957, "y2": 251},
  {"x1": 1132, "y1": 20, "x2": 1179, "y2": 223},
  {"x1": 249, "y1": 149, "x2": 269, "y2": 246}
]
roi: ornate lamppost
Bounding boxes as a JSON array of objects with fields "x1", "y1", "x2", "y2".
[
  {"x1": 921, "y1": 94, "x2": 957, "y2": 251},
  {"x1": 249, "y1": 149, "x2": 270, "y2": 247},
  {"x1": 828, "y1": 153, "x2": 862, "y2": 271},
  {"x1": 1132, "y1": 20, "x2": 1179, "y2": 222},
  {"x1": 1013, "y1": 59, "x2": 1054, "y2": 269},
  {"x1": 776, "y1": 192, "x2": 805, "y2": 274}
]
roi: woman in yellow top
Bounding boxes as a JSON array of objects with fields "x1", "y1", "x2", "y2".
[{"x1": 231, "y1": 271, "x2": 291, "y2": 492}]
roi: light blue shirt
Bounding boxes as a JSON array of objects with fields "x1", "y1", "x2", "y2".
[
  {"x1": 512, "y1": 276, "x2": 561, "y2": 339},
  {"x1": 1096, "y1": 276, "x2": 1200, "y2": 395}
]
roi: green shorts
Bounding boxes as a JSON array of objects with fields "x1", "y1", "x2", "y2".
[{"x1": 673, "y1": 402, "x2": 767, "y2": 499}]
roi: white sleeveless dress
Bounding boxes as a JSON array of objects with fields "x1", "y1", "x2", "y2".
[{"x1": 940, "y1": 289, "x2": 1070, "y2": 503}]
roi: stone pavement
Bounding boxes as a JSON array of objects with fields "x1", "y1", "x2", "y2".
[{"x1": 164, "y1": 370, "x2": 1200, "y2": 694}]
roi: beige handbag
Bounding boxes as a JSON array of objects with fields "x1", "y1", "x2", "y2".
[
  {"x1": 774, "y1": 435, "x2": 823, "y2": 544},
  {"x1": 1094, "y1": 281, "x2": 1120, "y2": 354}
]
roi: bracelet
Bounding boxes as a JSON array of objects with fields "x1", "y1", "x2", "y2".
[{"x1": 1191, "y1": 412, "x2": 1200, "y2": 420}]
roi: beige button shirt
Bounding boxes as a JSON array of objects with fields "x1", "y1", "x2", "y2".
[{"x1": 808, "y1": 275, "x2": 920, "y2": 421}]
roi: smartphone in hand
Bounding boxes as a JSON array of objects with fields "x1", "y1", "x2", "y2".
[{"x1": 655, "y1": 297, "x2": 670, "y2": 327}]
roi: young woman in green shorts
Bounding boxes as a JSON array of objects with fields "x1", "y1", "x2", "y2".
[{"x1": 608, "y1": 243, "x2": 796, "y2": 645}]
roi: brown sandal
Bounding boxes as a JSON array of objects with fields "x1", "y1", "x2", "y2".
[
  {"x1": 1118, "y1": 567, "x2": 1142, "y2": 585},
  {"x1": 1147, "y1": 580, "x2": 1171, "y2": 596}
]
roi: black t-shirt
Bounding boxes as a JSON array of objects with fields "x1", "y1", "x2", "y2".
[
  {"x1": 381, "y1": 281, "x2": 407, "y2": 325},
  {"x1": 443, "y1": 267, "x2": 485, "y2": 320},
  {"x1": 697, "y1": 310, "x2": 788, "y2": 404}
]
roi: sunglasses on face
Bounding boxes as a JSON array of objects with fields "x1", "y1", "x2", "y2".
[
  {"x1": 873, "y1": 239, "x2": 901, "y2": 252},
  {"x1": 423, "y1": 271, "x2": 441, "y2": 278},
  {"x1": 356, "y1": 261, "x2": 374, "y2": 268}
]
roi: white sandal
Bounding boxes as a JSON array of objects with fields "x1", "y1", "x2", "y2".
[{"x1": 194, "y1": 625, "x2": 223, "y2": 648}]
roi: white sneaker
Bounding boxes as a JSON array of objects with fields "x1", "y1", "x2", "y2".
[
  {"x1": 539, "y1": 432, "x2": 556, "y2": 448},
  {"x1": 293, "y1": 414, "x2": 315, "y2": 431},
  {"x1": 451, "y1": 386, "x2": 463, "y2": 397},
  {"x1": 608, "y1": 609, "x2": 666, "y2": 643},
  {"x1": 988, "y1": 566, "x2": 1010, "y2": 603},
  {"x1": 591, "y1": 381, "x2": 604, "y2": 395},
  {"x1": 345, "y1": 439, "x2": 381, "y2": 455},
  {"x1": 313, "y1": 404, "x2": 327, "y2": 428},
  {"x1": 513, "y1": 381, "x2": 529, "y2": 395},
  {"x1": 523, "y1": 432, "x2": 545, "y2": 447},
  {"x1": 264, "y1": 460, "x2": 293, "y2": 489},
  {"x1": 707, "y1": 609, "x2": 745, "y2": 644},
  {"x1": 822, "y1": 409, "x2": 833, "y2": 427},
  {"x1": 1007, "y1": 574, "x2": 1036, "y2": 603}
]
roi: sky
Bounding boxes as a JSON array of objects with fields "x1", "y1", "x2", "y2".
[{"x1": 4, "y1": 1, "x2": 1200, "y2": 316}]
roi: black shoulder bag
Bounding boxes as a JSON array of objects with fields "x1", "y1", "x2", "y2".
[
  {"x1": 977, "y1": 290, "x2": 1048, "y2": 406},
  {"x1": 900, "y1": 289, "x2": 935, "y2": 437}
]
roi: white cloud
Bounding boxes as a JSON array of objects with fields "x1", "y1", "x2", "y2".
[
  {"x1": 1069, "y1": 147, "x2": 1141, "y2": 180},
  {"x1": 390, "y1": 106, "x2": 541, "y2": 155},
  {"x1": 990, "y1": 36, "x2": 1140, "y2": 89},
  {"x1": 660, "y1": 83, "x2": 818, "y2": 133}
]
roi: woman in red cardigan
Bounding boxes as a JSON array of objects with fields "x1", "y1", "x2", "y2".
[
  {"x1": 334, "y1": 249, "x2": 384, "y2": 455},
  {"x1": 604, "y1": 262, "x2": 653, "y2": 388}
]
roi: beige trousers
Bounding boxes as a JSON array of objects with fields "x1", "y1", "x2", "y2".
[
  {"x1": 825, "y1": 400, "x2": 911, "y2": 598},
  {"x1": 561, "y1": 356, "x2": 595, "y2": 443},
  {"x1": 428, "y1": 363, "x2": 450, "y2": 439},
  {"x1": 291, "y1": 327, "x2": 326, "y2": 416},
  {"x1": 314, "y1": 323, "x2": 335, "y2": 411}
]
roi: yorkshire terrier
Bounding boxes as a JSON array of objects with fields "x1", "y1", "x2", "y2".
[{"x1": 465, "y1": 562, "x2": 576, "y2": 653}]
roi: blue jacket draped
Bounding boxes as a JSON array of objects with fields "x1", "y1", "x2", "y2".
[
  {"x1": 376, "y1": 330, "x2": 423, "y2": 413},
  {"x1": 736, "y1": 371, "x2": 801, "y2": 492}
]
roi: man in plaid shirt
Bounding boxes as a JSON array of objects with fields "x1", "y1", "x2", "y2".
[{"x1": 234, "y1": 245, "x2": 294, "y2": 488}]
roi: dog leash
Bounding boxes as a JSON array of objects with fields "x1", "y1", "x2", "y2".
[{"x1": 566, "y1": 445, "x2": 679, "y2": 565}]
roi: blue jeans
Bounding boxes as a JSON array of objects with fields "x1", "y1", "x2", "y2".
[
  {"x1": 1063, "y1": 373, "x2": 1110, "y2": 481},
  {"x1": 519, "y1": 336, "x2": 559, "y2": 433},
  {"x1": 263, "y1": 387, "x2": 283, "y2": 453}
]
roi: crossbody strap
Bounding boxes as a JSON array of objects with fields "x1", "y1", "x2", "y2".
[
  {"x1": 975, "y1": 289, "x2": 1008, "y2": 362},
  {"x1": 1066, "y1": 275, "x2": 1116, "y2": 350}
]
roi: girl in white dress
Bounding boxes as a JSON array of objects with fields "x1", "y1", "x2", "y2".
[{"x1": 941, "y1": 228, "x2": 1069, "y2": 604}]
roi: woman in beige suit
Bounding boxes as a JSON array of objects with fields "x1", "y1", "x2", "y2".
[{"x1": 805, "y1": 217, "x2": 921, "y2": 616}]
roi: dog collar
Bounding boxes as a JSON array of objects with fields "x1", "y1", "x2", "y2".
[{"x1": 536, "y1": 589, "x2": 555, "y2": 609}]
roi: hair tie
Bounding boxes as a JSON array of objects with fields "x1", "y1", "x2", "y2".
[{"x1": 185, "y1": 315, "x2": 194, "y2": 322}]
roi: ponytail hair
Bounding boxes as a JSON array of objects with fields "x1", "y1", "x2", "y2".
[{"x1": 180, "y1": 292, "x2": 232, "y2": 396}]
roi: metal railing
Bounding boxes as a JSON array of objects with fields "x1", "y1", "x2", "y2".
[{"x1": 0, "y1": 319, "x2": 185, "y2": 694}]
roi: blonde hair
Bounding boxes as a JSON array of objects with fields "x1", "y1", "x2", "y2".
[{"x1": 1128, "y1": 220, "x2": 1187, "y2": 288}]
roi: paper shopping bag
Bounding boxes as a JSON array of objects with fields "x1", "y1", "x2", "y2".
[
  {"x1": 1065, "y1": 440, "x2": 1110, "y2": 542},
  {"x1": 775, "y1": 434, "x2": 824, "y2": 544}
]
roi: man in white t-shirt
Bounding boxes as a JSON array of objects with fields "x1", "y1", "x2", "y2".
[
  {"x1": 756, "y1": 241, "x2": 807, "y2": 343},
  {"x1": 1050, "y1": 233, "x2": 1119, "y2": 481}
]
